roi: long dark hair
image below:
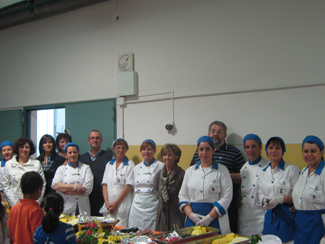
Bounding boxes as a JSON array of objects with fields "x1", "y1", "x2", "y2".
[
  {"x1": 39, "y1": 134, "x2": 56, "y2": 158},
  {"x1": 42, "y1": 192, "x2": 64, "y2": 233}
]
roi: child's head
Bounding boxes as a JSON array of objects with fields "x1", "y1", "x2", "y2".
[
  {"x1": 42, "y1": 192, "x2": 64, "y2": 234},
  {"x1": 43, "y1": 192, "x2": 64, "y2": 214},
  {"x1": 20, "y1": 171, "x2": 43, "y2": 198}
]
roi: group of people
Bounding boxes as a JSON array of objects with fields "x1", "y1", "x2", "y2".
[{"x1": 0, "y1": 120, "x2": 324, "y2": 244}]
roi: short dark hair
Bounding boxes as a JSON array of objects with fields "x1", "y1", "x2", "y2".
[
  {"x1": 20, "y1": 171, "x2": 43, "y2": 195},
  {"x1": 208, "y1": 121, "x2": 227, "y2": 134},
  {"x1": 55, "y1": 133, "x2": 72, "y2": 153},
  {"x1": 88, "y1": 130, "x2": 102, "y2": 139},
  {"x1": 39, "y1": 134, "x2": 56, "y2": 157},
  {"x1": 13, "y1": 137, "x2": 36, "y2": 156},
  {"x1": 266, "y1": 137, "x2": 285, "y2": 151}
]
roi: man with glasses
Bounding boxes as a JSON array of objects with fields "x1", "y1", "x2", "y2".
[
  {"x1": 190, "y1": 121, "x2": 245, "y2": 233},
  {"x1": 80, "y1": 130, "x2": 113, "y2": 216}
]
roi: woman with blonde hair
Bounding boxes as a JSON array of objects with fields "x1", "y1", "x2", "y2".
[{"x1": 155, "y1": 143, "x2": 185, "y2": 231}]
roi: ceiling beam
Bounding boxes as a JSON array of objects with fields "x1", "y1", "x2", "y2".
[{"x1": 0, "y1": 0, "x2": 110, "y2": 31}]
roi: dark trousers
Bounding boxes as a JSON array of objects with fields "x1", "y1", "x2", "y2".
[{"x1": 228, "y1": 199, "x2": 238, "y2": 233}]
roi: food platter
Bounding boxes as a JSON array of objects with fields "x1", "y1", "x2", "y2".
[{"x1": 153, "y1": 226, "x2": 220, "y2": 244}]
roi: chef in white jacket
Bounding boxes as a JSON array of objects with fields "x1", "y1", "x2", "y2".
[
  {"x1": 52, "y1": 143, "x2": 93, "y2": 216},
  {"x1": 2, "y1": 137, "x2": 46, "y2": 207},
  {"x1": 292, "y1": 135, "x2": 325, "y2": 244},
  {"x1": 128, "y1": 139, "x2": 164, "y2": 230},
  {"x1": 179, "y1": 136, "x2": 232, "y2": 234},
  {"x1": 238, "y1": 134, "x2": 269, "y2": 236},
  {"x1": 101, "y1": 138, "x2": 134, "y2": 227},
  {"x1": 258, "y1": 136, "x2": 300, "y2": 244}
]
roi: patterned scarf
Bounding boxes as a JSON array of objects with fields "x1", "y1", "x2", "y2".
[{"x1": 157, "y1": 164, "x2": 178, "y2": 203}]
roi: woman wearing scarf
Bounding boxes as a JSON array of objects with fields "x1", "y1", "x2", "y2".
[
  {"x1": 238, "y1": 134, "x2": 269, "y2": 236},
  {"x1": 179, "y1": 136, "x2": 232, "y2": 234},
  {"x1": 292, "y1": 136, "x2": 325, "y2": 244},
  {"x1": 128, "y1": 139, "x2": 164, "y2": 230},
  {"x1": 101, "y1": 138, "x2": 134, "y2": 227},
  {"x1": 155, "y1": 144, "x2": 185, "y2": 231},
  {"x1": 258, "y1": 137, "x2": 300, "y2": 244}
]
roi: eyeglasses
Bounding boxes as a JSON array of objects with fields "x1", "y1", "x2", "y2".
[{"x1": 210, "y1": 130, "x2": 224, "y2": 135}]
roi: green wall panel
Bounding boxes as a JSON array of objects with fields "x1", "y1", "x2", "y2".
[
  {"x1": 65, "y1": 99, "x2": 116, "y2": 154},
  {"x1": 0, "y1": 109, "x2": 22, "y2": 144}
]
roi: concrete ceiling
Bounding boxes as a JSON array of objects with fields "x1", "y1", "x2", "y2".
[{"x1": 0, "y1": 0, "x2": 110, "y2": 31}]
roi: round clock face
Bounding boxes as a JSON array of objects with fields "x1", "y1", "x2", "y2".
[{"x1": 119, "y1": 55, "x2": 132, "y2": 72}]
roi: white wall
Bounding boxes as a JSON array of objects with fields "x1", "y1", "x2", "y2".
[{"x1": 0, "y1": 0, "x2": 324, "y2": 145}]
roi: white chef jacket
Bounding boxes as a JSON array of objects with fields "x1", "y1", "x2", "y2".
[
  {"x1": 0, "y1": 164, "x2": 5, "y2": 192},
  {"x1": 238, "y1": 156, "x2": 269, "y2": 236},
  {"x1": 128, "y1": 159, "x2": 164, "y2": 230},
  {"x1": 52, "y1": 162, "x2": 93, "y2": 216},
  {"x1": 178, "y1": 161, "x2": 232, "y2": 234},
  {"x1": 292, "y1": 160, "x2": 325, "y2": 222},
  {"x1": 101, "y1": 157, "x2": 135, "y2": 226},
  {"x1": 2, "y1": 156, "x2": 46, "y2": 207},
  {"x1": 258, "y1": 159, "x2": 300, "y2": 204}
]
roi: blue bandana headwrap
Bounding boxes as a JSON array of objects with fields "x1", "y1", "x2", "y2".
[
  {"x1": 243, "y1": 134, "x2": 262, "y2": 146},
  {"x1": 302, "y1": 135, "x2": 324, "y2": 151},
  {"x1": 197, "y1": 136, "x2": 215, "y2": 149},
  {"x1": 142, "y1": 139, "x2": 156, "y2": 149},
  {"x1": 112, "y1": 138, "x2": 124, "y2": 148},
  {"x1": 265, "y1": 136, "x2": 286, "y2": 154},
  {"x1": 0, "y1": 141, "x2": 13, "y2": 150},
  {"x1": 64, "y1": 142, "x2": 79, "y2": 153}
]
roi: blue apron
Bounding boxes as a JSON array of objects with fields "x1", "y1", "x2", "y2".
[
  {"x1": 262, "y1": 204, "x2": 295, "y2": 243},
  {"x1": 294, "y1": 209, "x2": 325, "y2": 244},
  {"x1": 184, "y1": 202, "x2": 220, "y2": 234}
]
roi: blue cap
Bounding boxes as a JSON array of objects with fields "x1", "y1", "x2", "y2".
[
  {"x1": 0, "y1": 141, "x2": 13, "y2": 150},
  {"x1": 302, "y1": 135, "x2": 324, "y2": 151},
  {"x1": 265, "y1": 136, "x2": 286, "y2": 154},
  {"x1": 64, "y1": 142, "x2": 79, "y2": 152},
  {"x1": 197, "y1": 136, "x2": 215, "y2": 149},
  {"x1": 112, "y1": 138, "x2": 123, "y2": 148},
  {"x1": 142, "y1": 139, "x2": 156, "y2": 149},
  {"x1": 243, "y1": 134, "x2": 262, "y2": 146}
]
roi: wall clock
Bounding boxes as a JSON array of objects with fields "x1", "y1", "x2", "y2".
[{"x1": 118, "y1": 53, "x2": 134, "y2": 72}]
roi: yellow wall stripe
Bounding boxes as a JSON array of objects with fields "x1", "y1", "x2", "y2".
[{"x1": 126, "y1": 144, "x2": 306, "y2": 171}]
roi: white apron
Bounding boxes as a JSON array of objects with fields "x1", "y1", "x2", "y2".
[
  {"x1": 238, "y1": 203, "x2": 265, "y2": 236},
  {"x1": 101, "y1": 189, "x2": 133, "y2": 227},
  {"x1": 128, "y1": 192, "x2": 158, "y2": 230}
]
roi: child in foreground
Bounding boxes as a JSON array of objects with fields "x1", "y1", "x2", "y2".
[
  {"x1": 7, "y1": 171, "x2": 44, "y2": 244},
  {"x1": 33, "y1": 192, "x2": 76, "y2": 244}
]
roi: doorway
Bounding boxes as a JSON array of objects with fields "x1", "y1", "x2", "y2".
[{"x1": 30, "y1": 108, "x2": 65, "y2": 157}]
